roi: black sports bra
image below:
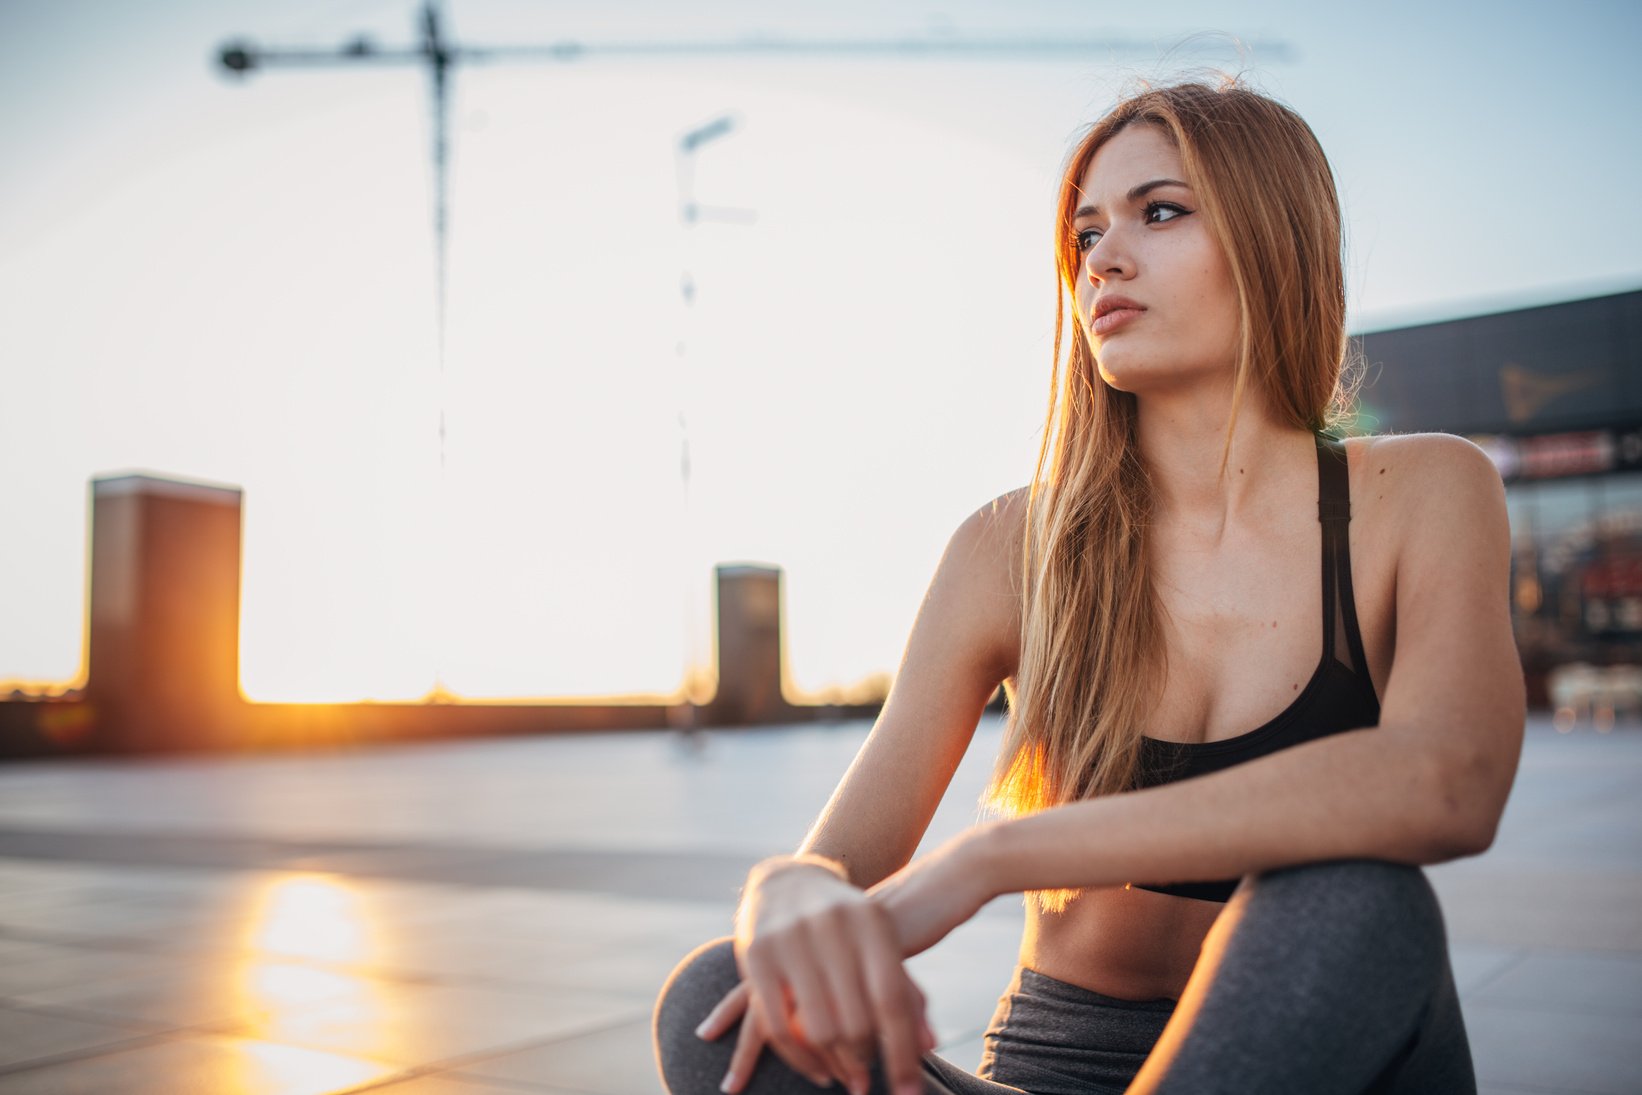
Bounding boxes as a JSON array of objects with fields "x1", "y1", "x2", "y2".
[{"x1": 1127, "y1": 433, "x2": 1382, "y2": 903}]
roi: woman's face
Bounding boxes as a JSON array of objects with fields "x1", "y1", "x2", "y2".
[{"x1": 1071, "y1": 123, "x2": 1240, "y2": 394}]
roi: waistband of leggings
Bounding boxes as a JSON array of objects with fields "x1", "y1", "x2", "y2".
[{"x1": 1013, "y1": 966, "x2": 1179, "y2": 1013}]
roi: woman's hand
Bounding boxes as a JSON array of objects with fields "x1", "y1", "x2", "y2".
[
  {"x1": 868, "y1": 827, "x2": 998, "y2": 959},
  {"x1": 727, "y1": 856, "x2": 937, "y2": 1095},
  {"x1": 694, "y1": 980, "x2": 798, "y2": 1095}
]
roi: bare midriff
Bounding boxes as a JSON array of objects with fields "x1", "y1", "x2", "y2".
[{"x1": 1020, "y1": 883, "x2": 1227, "y2": 1003}]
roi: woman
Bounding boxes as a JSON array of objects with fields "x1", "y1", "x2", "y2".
[{"x1": 654, "y1": 79, "x2": 1524, "y2": 1095}]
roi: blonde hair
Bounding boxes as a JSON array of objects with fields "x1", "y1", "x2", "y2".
[{"x1": 988, "y1": 80, "x2": 1354, "y2": 906}]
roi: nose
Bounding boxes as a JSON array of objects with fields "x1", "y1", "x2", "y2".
[{"x1": 1084, "y1": 226, "x2": 1132, "y2": 284}]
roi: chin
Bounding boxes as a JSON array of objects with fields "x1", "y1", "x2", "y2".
[
  {"x1": 1095, "y1": 342, "x2": 1229, "y2": 396},
  {"x1": 1096, "y1": 368, "x2": 1136, "y2": 393},
  {"x1": 1093, "y1": 350, "x2": 1145, "y2": 393}
]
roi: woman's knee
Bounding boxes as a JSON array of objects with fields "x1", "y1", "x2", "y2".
[
  {"x1": 1151, "y1": 863, "x2": 1462, "y2": 1094},
  {"x1": 1243, "y1": 859, "x2": 1439, "y2": 918},
  {"x1": 654, "y1": 937, "x2": 740, "y2": 1094},
  {"x1": 1233, "y1": 859, "x2": 1447, "y2": 968}
]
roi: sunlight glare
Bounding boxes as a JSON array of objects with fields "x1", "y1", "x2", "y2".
[
  {"x1": 215, "y1": 1036, "x2": 392, "y2": 1094},
  {"x1": 244, "y1": 874, "x2": 378, "y2": 965}
]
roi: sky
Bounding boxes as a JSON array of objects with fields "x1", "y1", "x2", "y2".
[{"x1": 2, "y1": 0, "x2": 1640, "y2": 703}]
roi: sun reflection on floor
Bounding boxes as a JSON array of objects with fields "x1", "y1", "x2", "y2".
[
  {"x1": 244, "y1": 875, "x2": 379, "y2": 965},
  {"x1": 214, "y1": 1036, "x2": 391, "y2": 1093},
  {"x1": 230, "y1": 873, "x2": 405, "y2": 1077}
]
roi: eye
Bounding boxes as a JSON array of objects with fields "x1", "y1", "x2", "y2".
[
  {"x1": 1144, "y1": 200, "x2": 1190, "y2": 224},
  {"x1": 1072, "y1": 227, "x2": 1102, "y2": 254}
]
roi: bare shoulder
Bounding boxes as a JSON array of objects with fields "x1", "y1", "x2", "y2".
[
  {"x1": 1344, "y1": 432, "x2": 1509, "y2": 567},
  {"x1": 953, "y1": 486, "x2": 1031, "y2": 555},
  {"x1": 1346, "y1": 430, "x2": 1498, "y2": 478},
  {"x1": 926, "y1": 487, "x2": 1029, "y2": 679},
  {"x1": 943, "y1": 486, "x2": 1030, "y2": 599}
]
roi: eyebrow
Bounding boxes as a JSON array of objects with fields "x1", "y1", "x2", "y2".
[{"x1": 1072, "y1": 178, "x2": 1190, "y2": 220}]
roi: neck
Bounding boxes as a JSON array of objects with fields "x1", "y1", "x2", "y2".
[{"x1": 1132, "y1": 379, "x2": 1313, "y2": 541}]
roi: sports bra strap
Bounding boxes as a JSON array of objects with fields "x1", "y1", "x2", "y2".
[
  {"x1": 1316, "y1": 433, "x2": 1352, "y2": 526},
  {"x1": 1314, "y1": 434, "x2": 1371, "y2": 677}
]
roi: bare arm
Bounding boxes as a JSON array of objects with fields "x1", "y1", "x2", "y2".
[
  {"x1": 712, "y1": 492, "x2": 1023, "y2": 1095},
  {"x1": 878, "y1": 435, "x2": 1526, "y2": 952},
  {"x1": 795, "y1": 490, "x2": 1023, "y2": 884}
]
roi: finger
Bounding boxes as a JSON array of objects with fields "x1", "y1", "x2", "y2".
[
  {"x1": 809, "y1": 1034, "x2": 870, "y2": 1095},
  {"x1": 720, "y1": 1003, "x2": 768, "y2": 1095},
  {"x1": 775, "y1": 938, "x2": 854, "y2": 1088},
  {"x1": 811, "y1": 1037, "x2": 873, "y2": 1095},
  {"x1": 874, "y1": 971, "x2": 928, "y2": 1095},
  {"x1": 744, "y1": 949, "x2": 833, "y2": 1087},
  {"x1": 906, "y1": 979, "x2": 936, "y2": 1053},
  {"x1": 812, "y1": 914, "x2": 877, "y2": 1095},
  {"x1": 894, "y1": 976, "x2": 936, "y2": 1055},
  {"x1": 697, "y1": 980, "x2": 751, "y2": 1042},
  {"x1": 823, "y1": 1045, "x2": 872, "y2": 1095},
  {"x1": 777, "y1": 935, "x2": 843, "y2": 1052},
  {"x1": 860, "y1": 932, "x2": 927, "y2": 1095}
]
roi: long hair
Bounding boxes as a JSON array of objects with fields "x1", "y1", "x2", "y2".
[{"x1": 988, "y1": 80, "x2": 1353, "y2": 905}]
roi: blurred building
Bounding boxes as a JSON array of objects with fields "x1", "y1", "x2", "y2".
[
  {"x1": 1353, "y1": 287, "x2": 1642, "y2": 707},
  {"x1": 1, "y1": 497, "x2": 850, "y2": 757},
  {"x1": 87, "y1": 474, "x2": 243, "y2": 752}
]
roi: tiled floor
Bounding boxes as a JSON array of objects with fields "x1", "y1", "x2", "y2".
[{"x1": 0, "y1": 712, "x2": 1637, "y2": 1094}]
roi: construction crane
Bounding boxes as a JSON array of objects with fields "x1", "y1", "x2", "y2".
[
  {"x1": 216, "y1": 3, "x2": 1291, "y2": 702},
  {"x1": 217, "y1": 2, "x2": 1292, "y2": 390}
]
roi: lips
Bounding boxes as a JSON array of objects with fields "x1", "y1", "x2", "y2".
[{"x1": 1092, "y1": 296, "x2": 1145, "y2": 336}]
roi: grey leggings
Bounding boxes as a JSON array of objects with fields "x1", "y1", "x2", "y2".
[{"x1": 653, "y1": 859, "x2": 1475, "y2": 1094}]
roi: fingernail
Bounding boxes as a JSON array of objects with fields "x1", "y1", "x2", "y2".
[
  {"x1": 719, "y1": 1073, "x2": 736, "y2": 1093},
  {"x1": 695, "y1": 1021, "x2": 711, "y2": 1039}
]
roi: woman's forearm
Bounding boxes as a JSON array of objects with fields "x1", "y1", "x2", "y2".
[{"x1": 969, "y1": 723, "x2": 1490, "y2": 900}]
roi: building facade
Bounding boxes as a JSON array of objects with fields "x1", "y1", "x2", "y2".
[{"x1": 1354, "y1": 288, "x2": 1642, "y2": 708}]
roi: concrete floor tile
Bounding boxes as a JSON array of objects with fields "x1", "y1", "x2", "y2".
[
  {"x1": 1471, "y1": 950, "x2": 1642, "y2": 1015},
  {"x1": 221, "y1": 981, "x2": 651, "y2": 1068},
  {"x1": 1449, "y1": 943, "x2": 1527, "y2": 996},
  {"x1": 0, "y1": 860, "x2": 150, "y2": 897},
  {"x1": 187, "y1": 915, "x2": 630, "y2": 987},
  {"x1": 455, "y1": 1017, "x2": 665, "y2": 1095},
  {"x1": 0, "y1": 1001, "x2": 162, "y2": 1070},
  {"x1": 13, "y1": 955, "x2": 412, "y2": 1032},
  {"x1": 0, "y1": 893, "x2": 204, "y2": 939},
  {"x1": 0, "y1": 865, "x2": 252, "y2": 909},
  {"x1": 0, "y1": 1032, "x2": 399, "y2": 1094},
  {"x1": 529, "y1": 936, "x2": 723, "y2": 1001},
  {"x1": 372, "y1": 933, "x2": 634, "y2": 987},
  {"x1": 0, "y1": 936, "x2": 70, "y2": 968},
  {"x1": 0, "y1": 945, "x2": 207, "y2": 1000},
  {"x1": 1466, "y1": 1001, "x2": 1642, "y2": 1095},
  {"x1": 1427, "y1": 863, "x2": 1642, "y2": 952},
  {"x1": 357, "y1": 1074, "x2": 581, "y2": 1093},
  {"x1": 0, "y1": 934, "x2": 153, "y2": 971},
  {"x1": 441, "y1": 893, "x2": 727, "y2": 943}
]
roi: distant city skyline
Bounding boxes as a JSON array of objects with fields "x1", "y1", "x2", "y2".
[{"x1": 2, "y1": 1, "x2": 1639, "y2": 702}]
